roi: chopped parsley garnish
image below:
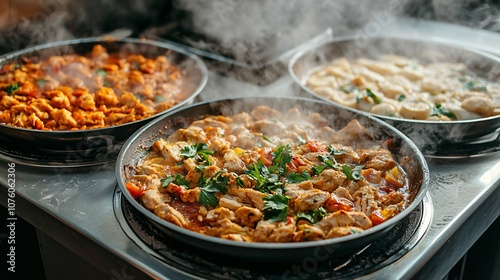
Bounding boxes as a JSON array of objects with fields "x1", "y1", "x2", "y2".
[
  {"x1": 161, "y1": 174, "x2": 190, "y2": 189},
  {"x1": 154, "y1": 95, "x2": 165, "y2": 102},
  {"x1": 328, "y1": 146, "x2": 348, "y2": 156},
  {"x1": 312, "y1": 165, "x2": 328, "y2": 175},
  {"x1": 134, "y1": 93, "x2": 145, "y2": 101},
  {"x1": 339, "y1": 84, "x2": 357, "y2": 93},
  {"x1": 312, "y1": 153, "x2": 343, "y2": 175},
  {"x1": 430, "y1": 103, "x2": 457, "y2": 119},
  {"x1": 262, "y1": 135, "x2": 273, "y2": 143},
  {"x1": 397, "y1": 94, "x2": 406, "y2": 101},
  {"x1": 287, "y1": 170, "x2": 310, "y2": 183},
  {"x1": 349, "y1": 228, "x2": 362, "y2": 234},
  {"x1": 180, "y1": 143, "x2": 215, "y2": 164},
  {"x1": 245, "y1": 145, "x2": 293, "y2": 194},
  {"x1": 5, "y1": 82, "x2": 19, "y2": 96},
  {"x1": 464, "y1": 80, "x2": 487, "y2": 92},
  {"x1": 263, "y1": 194, "x2": 289, "y2": 222},
  {"x1": 199, "y1": 190, "x2": 218, "y2": 208},
  {"x1": 268, "y1": 144, "x2": 292, "y2": 176},
  {"x1": 198, "y1": 170, "x2": 229, "y2": 207},
  {"x1": 297, "y1": 207, "x2": 327, "y2": 223},
  {"x1": 312, "y1": 154, "x2": 340, "y2": 175},
  {"x1": 36, "y1": 79, "x2": 47, "y2": 87},
  {"x1": 342, "y1": 164, "x2": 364, "y2": 181},
  {"x1": 236, "y1": 177, "x2": 245, "y2": 187},
  {"x1": 246, "y1": 159, "x2": 285, "y2": 194},
  {"x1": 366, "y1": 88, "x2": 382, "y2": 104},
  {"x1": 96, "y1": 69, "x2": 107, "y2": 77}
]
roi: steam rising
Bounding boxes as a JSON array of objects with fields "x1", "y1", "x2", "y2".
[{"x1": 2, "y1": 0, "x2": 499, "y2": 58}]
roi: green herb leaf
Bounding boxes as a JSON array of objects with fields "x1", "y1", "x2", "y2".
[
  {"x1": 397, "y1": 94, "x2": 406, "y2": 101},
  {"x1": 262, "y1": 135, "x2": 273, "y2": 143},
  {"x1": 317, "y1": 154, "x2": 339, "y2": 169},
  {"x1": 339, "y1": 84, "x2": 357, "y2": 93},
  {"x1": 366, "y1": 88, "x2": 382, "y2": 104},
  {"x1": 269, "y1": 145, "x2": 292, "y2": 176},
  {"x1": 154, "y1": 95, "x2": 165, "y2": 103},
  {"x1": 464, "y1": 80, "x2": 487, "y2": 92},
  {"x1": 263, "y1": 194, "x2": 289, "y2": 222},
  {"x1": 36, "y1": 79, "x2": 47, "y2": 87},
  {"x1": 199, "y1": 191, "x2": 218, "y2": 208},
  {"x1": 134, "y1": 93, "x2": 144, "y2": 101},
  {"x1": 199, "y1": 170, "x2": 229, "y2": 207},
  {"x1": 312, "y1": 165, "x2": 327, "y2": 175},
  {"x1": 5, "y1": 82, "x2": 19, "y2": 96},
  {"x1": 181, "y1": 143, "x2": 215, "y2": 164},
  {"x1": 328, "y1": 146, "x2": 347, "y2": 156},
  {"x1": 297, "y1": 207, "x2": 327, "y2": 223},
  {"x1": 342, "y1": 164, "x2": 364, "y2": 181},
  {"x1": 287, "y1": 170, "x2": 310, "y2": 183},
  {"x1": 202, "y1": 173, "x2": 229, "y2": 193},
  {"x1": 349, "y1": 228, "x2": 362, "y2": 234},
  {"x1": 430, "y1": 103, "x2": 457, "y2": 119},
  {"x1": 312, "y1": 154, "x2": 340, "y2": 175},
  {"x1": 236, "y1": 177, "x2": 245, "y2": 187},
  {"x1": 180, "y1": 145, "x2": 198, "y2": 158},
  {"x1": 96, "y1": 69, "x2": 107, "y2": 77},
  {"x1": 161, "y1": 174, "x2": 190, "y2": 189},
  {"x1": 246, "y1": 159, "x2": 285, "y2": 194}
]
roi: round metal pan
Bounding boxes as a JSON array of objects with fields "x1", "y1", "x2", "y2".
[
  {"x1": 115, "y1": 97, "x2": 430, "y2": 263},
  {"x1": 0, "y1": 37, "x2": 208, "y2": 164},
  {"x1": 288, "y1": 36, "x2": 500, "y2": 156}
]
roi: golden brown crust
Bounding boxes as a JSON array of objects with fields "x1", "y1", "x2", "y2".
[{"x1": 0, "y1": 45, "x2": 183, "y2": 130}]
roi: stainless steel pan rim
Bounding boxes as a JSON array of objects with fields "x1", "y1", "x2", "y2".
[
  {"x1": 115, "y1": 96, "x2": 430, "y2": 261},
  {"x1": 288, "y1": 35, "x2": 500, "y2": 154}
]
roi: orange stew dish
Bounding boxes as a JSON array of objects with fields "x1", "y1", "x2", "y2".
[
  {"x1": 126, "y1": 106, "x2": 412, "y2": 243},
  {"x1": 0, "y1": 45, "x2": 183, "y2": 130}
]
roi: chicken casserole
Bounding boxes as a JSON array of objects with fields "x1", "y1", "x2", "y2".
[
  {"x1": 0, "y1": 44, "x2": 184, "y2": 131},
  {"x1": 125, "y1": 105, "x2": 413, "y2": 243}
]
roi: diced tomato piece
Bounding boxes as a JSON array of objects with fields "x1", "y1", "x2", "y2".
[
  {"x1": 324, "y1": 195, "x2": 353, "y2": 212},
  {"x1": 306, "y1": 139, "x2": 328, "y2": 153},
  {"x1": 125, "y1": 182, "x2": 144, "y2": 199},
  {"x1": 287, "y1": 155, "x2": 306, "y2": 172},
  {"x1": 17, "y1": 81, "x2": 41, "y2": 97},
  {"x1": 370, "y1": 210, "x2": 386, "y2": 226},
  {"x1": 166, "y1": 183, "x2": 186, "y2": 198},
  {"x1": 258, "y1": 147, "x2": 273, "y2": 166}
]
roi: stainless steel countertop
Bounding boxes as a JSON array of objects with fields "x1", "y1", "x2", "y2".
[{"x1": 0, "y1": 17, "x2": 499, "y2": 280}]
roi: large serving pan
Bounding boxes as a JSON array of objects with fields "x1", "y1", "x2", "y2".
[
  {"x1": 288, "y1": 36, "x2": 500, "y2": 155},
  {"x1": 115, "y1": 97, "x2": 429, "y2": 263},
  {"x1": 0, "y1": 37, "x2": 208, "y2": 164}
]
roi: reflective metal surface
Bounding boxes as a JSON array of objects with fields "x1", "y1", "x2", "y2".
[{"x1": 113, "y1": 189, "x2": 433, "y2": 279}]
